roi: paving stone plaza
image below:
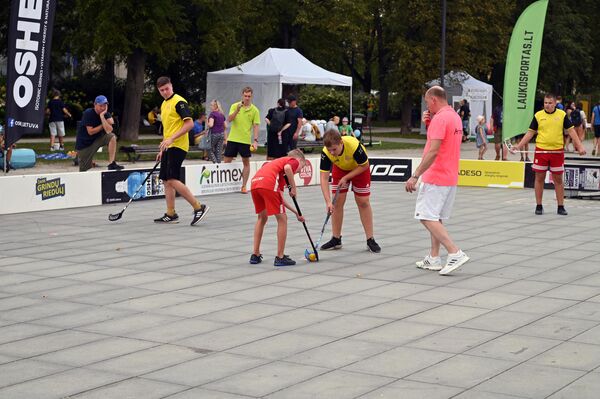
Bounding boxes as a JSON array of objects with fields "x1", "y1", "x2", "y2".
[{"x1": 1, "y1": 183, "x2": 600, "y2": 398}]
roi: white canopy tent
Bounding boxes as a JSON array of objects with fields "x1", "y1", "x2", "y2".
[
  {"x1": 206, "y1": 48, "x2": 352, "y2": 143},
  {"x1": 420, "y1": 71, "x2": 493, "y2": 136}
]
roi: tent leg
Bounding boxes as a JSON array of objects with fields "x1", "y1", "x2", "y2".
[{"x1": 349, "y1": 87, "x2": 352, "y2": 120}]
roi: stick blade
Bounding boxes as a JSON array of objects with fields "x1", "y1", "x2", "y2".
[{"x1": 108, "y1": 212, "x2": 123, "y2": 221}]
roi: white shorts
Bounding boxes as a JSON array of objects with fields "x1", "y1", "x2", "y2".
[
  {"x1": 414, "y1": 183, "x2": 457, "y2": 221},
  {"x1": 49, "y1": 121, "x2": 65, "y2": 137}
]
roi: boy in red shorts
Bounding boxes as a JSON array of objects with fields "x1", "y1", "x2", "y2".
[
  {"x1": 250, "y1": 149, "x2": 307, "y2": 266},
  {"x1": 513, "y1": 93, "x2": 586, "y2": 215},
  {"x1": 319, "y1": 129, "x2": 381, "y2": 253}
]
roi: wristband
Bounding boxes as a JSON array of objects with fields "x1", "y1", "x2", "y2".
[{"x1": 411, "y1": 174, "x2": 419, "y2": 179}]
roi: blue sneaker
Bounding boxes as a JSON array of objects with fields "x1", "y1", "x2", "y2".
[
  {"x1": 274, "y1": 255, "x2": 296, "y2": 267},
  {"x1": 249, "y1": 254, "x2": 263, "y2": 264}
]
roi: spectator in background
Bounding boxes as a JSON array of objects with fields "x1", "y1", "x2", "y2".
[
  {"x1": 572, "y1": 102, "x2": 586, "y2": 143},
  {"x1": 564, "y1": 101, "x2": 573, "y2": 152},
  {"x1": 459, "y1": 99, "x2": 470, "y2": 142},
  {"x1": 75, "y1": 95, "x2": 124, "y2": 172},
  {"x1": 148, "y1": 107, "x2": 162, "y2": 135},
  {"x1": 491, "y1": 104, "x2": 508, "y2": 161},
  {"x1": 207, "y1": 100, "x2": 226, "y2": 163},
  {"x1": 300, "y1": 118, "x2": 317, "y2": 142},
  {"x1": 191, "y1": 112, "x2": 208, "y2": 160},
  {"x1": 265, "y1": 98, "x2": 288, "y2": 160},
  {"x1": 0, "y1": 127, "x2": 15, "y2": 172},
  {"x1": 283, "y1": 94, "x2": 303, "y2": 151},
  {"x1": 46, "y1": 90, "x2": 72, "y2": 151},
  {"x1": 556, "y1": 96, "x2": 564, "y2": 110},
  {"x1": 592, "y1": 100, "x2": 600, "y2": 155},
  {"x1": 339, "y1": 117, "x2": 354, "y2": 136},
  {"x1": 325, "y1": 115, "x2": 340, "y2": 132},
  {"x1": 475, "y1": 115, "x2": 488, "y2": 160}
]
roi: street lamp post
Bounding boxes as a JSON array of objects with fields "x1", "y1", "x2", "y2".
[{"x1": 441, "y1": 0, "x2": 447, "y2": 88}]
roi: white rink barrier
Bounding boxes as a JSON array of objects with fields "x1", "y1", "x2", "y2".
[
  {"x1": 0, "y1": 156, "x2": 525, "y2": 215},
  {"x1": 0, "y1": 171, "x2": 102, "y2": 215}
]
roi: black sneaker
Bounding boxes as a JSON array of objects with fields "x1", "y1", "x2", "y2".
[
  {"x1": 535, "y1": 205, "x2": 543, "y2": 215},
  {"x1": 191, "y1": 204, "x2": 210, "y2": 225},
  {"x1": 320, "y1": 236, "x2": 342, "y2": 250},
  {"x1": 367, "y1": 237, "x2": 381, "y2": 253},
  {"x1": 249, "y1": 254, "x2": 263, "y2": 264},
  {"x1": 274, "y1": 256, "x2": 296, "y2": 266},
  {"x1": 154, "y1": 213, "x2": 179, "y2": 223},
  {"x1": 557, "y1": 206, "x2": 568, "y2": 216},
  {"x1": 107, "y1": 161, "x2": 124, "y2": 170}
]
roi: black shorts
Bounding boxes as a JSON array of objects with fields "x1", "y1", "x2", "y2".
[
  {"x1": 266, "y1": 129, "x2": 288, "y2": 158},
  {"x1": 224, "y1": 140, "x2": 251, "y2": 158},
  {"x1": 594, "y1": 125, "x2": 600, "y2": 138},
  {"x1": 159, "y1": 147, "x2": 186, "y2": 181}
]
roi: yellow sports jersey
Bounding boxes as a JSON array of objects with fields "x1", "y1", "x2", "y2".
[
  {"x1": 320, "y1": 136, "x2": 368, "y2": 172},
  {"x1": 161, "y1": 93, "x2": 192, "y2": 151},
  {"x1": 529, "y1": 108, "x2": 572, "y2": 150}
]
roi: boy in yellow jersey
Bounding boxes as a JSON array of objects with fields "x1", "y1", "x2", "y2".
[
  {"x1": 513, "y1": 93, "x2": 586, "y2": 215},
  {"x1": 224, "y1": 86, "x2": 260, "y2": 193},
  {"x1": 319, "y1": 129, "x2": 381, "y2": 253},
  {"x1": 154, "y1": 76, "x2": 209, "y2": 225}
]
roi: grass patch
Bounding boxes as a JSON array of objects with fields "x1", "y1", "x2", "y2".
[
  {"x1": 23, "y1": 138, "x2": 421, "y2": 166},
  {"x1": 370, "y1": 120, "x2": 402, "y2": 128},
  {"x1": 370, "y1": 132, "x2": 426, "y2": 140}
]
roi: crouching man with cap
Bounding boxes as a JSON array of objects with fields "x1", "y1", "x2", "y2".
[{"x1": 75, "y1": 95, "x2": 124, "y2": 172}]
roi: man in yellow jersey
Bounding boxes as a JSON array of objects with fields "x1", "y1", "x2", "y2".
[
  {"x1": 154, "y1": 76, "x2": 209, "y2": 225},
  {"x1": 319, "y1": 129, "x2": 381, "y2": 253},
  {"x1": 513, "y1": 93, "x2": 586, "y2": 215},
  {"x1": 224, "y1": 86, "x2": 260, "y2": 193}
]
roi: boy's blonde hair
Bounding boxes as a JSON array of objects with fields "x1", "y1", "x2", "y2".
[{"x1": 288, "y1": 149, "x2": 305, "y2": 161}]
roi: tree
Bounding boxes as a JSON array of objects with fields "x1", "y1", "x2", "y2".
[
  {"x1": 70, "y1": 0, "x2": 188, "y2": 141},
  {"x1": 383, "y1": 0, "x2": 514, "y2": 132}
]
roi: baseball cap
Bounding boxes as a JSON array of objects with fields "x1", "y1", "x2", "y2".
[
  {"x1": 287, "y1": 94, "x2": 296, "y2": 102},
  {"x1": 94, "y1": 95, "x2": 108, "y2": 105}
]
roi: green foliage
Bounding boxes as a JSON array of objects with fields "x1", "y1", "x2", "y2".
[{"x1": 298, "y1": 86, "x2": 349, "y2": 120}]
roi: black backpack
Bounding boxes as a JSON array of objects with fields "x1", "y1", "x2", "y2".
[
  {"x1": 570, "y1": 108, "x2": 582, "y2": 127},
  {"x1": 270, "y1": 108, "x2": 286, "y2": 132}
]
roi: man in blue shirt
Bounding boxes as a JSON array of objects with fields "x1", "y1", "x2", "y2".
[
  {"x1": 592, "y1": 100, "x2": 600, "y2": 155},
  {"x1": 75, "y1": 95, "x2": 124, "y2": 172}
]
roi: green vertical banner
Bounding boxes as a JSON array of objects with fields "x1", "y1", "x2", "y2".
[{"x1": 502, "y1": 0, "x2": 549, "y2": 141}]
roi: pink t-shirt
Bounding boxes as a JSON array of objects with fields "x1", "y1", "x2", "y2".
[{"x1": 421, "y1": 105, "x2": 463, "y2": 186}]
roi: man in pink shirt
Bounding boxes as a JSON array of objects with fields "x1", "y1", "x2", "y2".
[{"x1": 405, "y1": 86, "x2": 469, "y2": 275}]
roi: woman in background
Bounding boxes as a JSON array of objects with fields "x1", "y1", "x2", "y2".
[{"x1": 207, "y1": 100, "x2": 227, "y2": 163}]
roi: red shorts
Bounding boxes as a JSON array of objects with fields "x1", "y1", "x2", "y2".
[
  {"x1": 532, "y1": 147, "x2": 564, "y2": 175},
  {"x1": 332, "y1": 165, "x2": 371, "y2": 196},
  {"x1": 251, "y1": 188, "x2": 285, "y2": 216}
]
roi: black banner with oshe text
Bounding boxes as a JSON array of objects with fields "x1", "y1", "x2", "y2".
[{"x1": 5, "y1": 0, "x2": 57, "y2": 147}]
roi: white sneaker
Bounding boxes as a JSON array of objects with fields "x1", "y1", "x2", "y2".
[
  {"x1": 439, "y1": 250, "x2": 470, "y2": 275},
  {"x1": 416, "y1": 255, "x2": 442, "y2": 271}
]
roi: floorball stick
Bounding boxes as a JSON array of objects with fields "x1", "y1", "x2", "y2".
[
  {"x1": 283, "y1": 175, "x2": 319, "y2": 261},
  {"x1": 315, "y1": 189, "x2": 340, "y2": 249},
  {"x1": 108, "y1": 160, "x2": 161, "y2": 221}
]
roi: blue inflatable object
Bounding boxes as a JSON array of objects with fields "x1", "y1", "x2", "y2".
[
  {"x1": 354, "y1": 129, "x2": 361, "y2": 139},
  {"x1": 7, "y1": 148, "x2": 36, "y2": 169}
]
